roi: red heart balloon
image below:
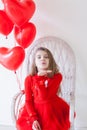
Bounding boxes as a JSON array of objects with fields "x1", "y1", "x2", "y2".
[
  {"x1": 0, "y1": 10, "x2": 13, "y2": 35},
  {"x1": 1, "y1": 0, "x2": 4, "y2": 3},
  {"x1": 0, "y1": 46, "x2": 25, "y2": 71},
  {"x1": 4, "y1": 0, "x2": 36, "y2": 26},
  {"x1": 14, "y1": 22, "x2": 36, "y2": 48}
]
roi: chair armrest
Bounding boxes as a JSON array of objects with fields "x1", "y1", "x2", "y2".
[
  {"x1": 11, "y1": 90, "x2": 25, "y2": 124},
  {"x1": 69, "y1": 92, "x2": 75, "y2": 129}
]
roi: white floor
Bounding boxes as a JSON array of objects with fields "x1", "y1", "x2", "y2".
[
  {"x1": 0, "y1": 125, "x2": 87, "y2": 130},
  {"x1": 0, "y1": 125, "x2": 16, "y2": 130}
]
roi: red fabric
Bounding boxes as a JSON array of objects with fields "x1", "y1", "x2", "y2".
[{"x1": 16, "y1": 73, "x2": 70, "y2": 130}]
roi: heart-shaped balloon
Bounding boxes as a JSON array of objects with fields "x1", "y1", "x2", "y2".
[
  {"x1": 0, "y1": 46, "x2": 25, "y2": 71},
  {"x1": 0, "y1": 10, "x2": 13, "y2": 36},
  {"x1": 14, "y1": 22, "x2": 36, "y2": 48},
  {"x1": 3, "y1": 0, "x2": 36, "y2": 26},
  {"x1": 1, "y1": 0, "x2": 4, "y2": 3}
]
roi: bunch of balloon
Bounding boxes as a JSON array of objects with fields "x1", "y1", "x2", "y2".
[
  {"x1": 0, "y1": 0, "x2": 36, "y2": 90},
  {"x1": 0, "y1": 0, "x2": 36, "y2": 71}
]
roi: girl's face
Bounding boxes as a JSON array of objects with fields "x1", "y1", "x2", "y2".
[{"x1": 35, "y1": 50, "x2": 50, "y2": 72}]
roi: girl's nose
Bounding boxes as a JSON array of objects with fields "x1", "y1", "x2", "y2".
[{"x1": 41, "y1": 57, "x2": 45, "y2": 60}]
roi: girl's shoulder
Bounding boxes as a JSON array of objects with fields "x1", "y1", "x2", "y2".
[
  {"x1": 25, "y1": 75, "x2": 33, "y2": 82},
  {"x1": 54, "y1": 72, "x2": 63, "y2": 80}
]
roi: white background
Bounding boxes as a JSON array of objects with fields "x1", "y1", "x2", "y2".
[{"x1": 0, "y1": 0, "x2": 87, "y2": 128}]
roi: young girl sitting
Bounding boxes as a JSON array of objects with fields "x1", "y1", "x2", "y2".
[{"x1": 16, "y1": 47, "x2": 70, "y2": 130}]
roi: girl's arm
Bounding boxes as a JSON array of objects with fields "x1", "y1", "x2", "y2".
[{"x1": 25, "y1": 76, "x2": 38, "y2": 123}]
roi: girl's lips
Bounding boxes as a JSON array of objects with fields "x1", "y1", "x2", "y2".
[{"x1": 41, "y1": 62, "x2": 46, "y2": 64}]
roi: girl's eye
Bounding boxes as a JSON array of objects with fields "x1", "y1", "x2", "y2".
[
  {"x1": 44, "y1": 56, "x2": 49, "y2": 58},
  {"x1": 36, "y1": 55, "x2": 49, "y2": 59},
  {"x1": 37, "y1": 56, "x2": 41, "y2": 59}
]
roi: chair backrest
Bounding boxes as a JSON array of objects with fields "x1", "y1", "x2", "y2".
[{"x1": 12, "y1": 36, "x2": 76, "y2": 124}]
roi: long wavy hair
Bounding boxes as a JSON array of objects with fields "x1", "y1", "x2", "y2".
[{"x1": 28, "y1": 47, "x2": 59, "y2": 77}]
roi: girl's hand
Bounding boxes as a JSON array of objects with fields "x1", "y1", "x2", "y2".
[
  {"x1": 38, "y1": 70, "x2": 52, "y2": 76},
  {"x1": 32, "y1": 120, "x2": 41, "y2": 130}
]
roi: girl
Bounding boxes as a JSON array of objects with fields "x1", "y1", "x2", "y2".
[{"x1": 16, "y1": 47, "x2": 70, "y2": 130}]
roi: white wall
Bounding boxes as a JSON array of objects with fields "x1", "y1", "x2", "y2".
[{"x1": 0, "y1": 0, "x2": 87, "y2": 128}]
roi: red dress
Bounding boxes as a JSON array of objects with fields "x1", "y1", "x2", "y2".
[{"x1": 16, "y1": 73, "x2": 70, "y2": 130}]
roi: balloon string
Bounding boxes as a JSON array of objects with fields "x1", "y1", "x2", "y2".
[
  {"x1": 15, "y1": 71, "x2": 22, "y2": 91},
  {"x1": 6, "y1": 36, "x2": 8, "y2": 39}
]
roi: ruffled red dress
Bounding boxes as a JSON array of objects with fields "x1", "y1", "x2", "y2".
[{"x1": 16, "y1": 73, "x2": 70, "y2": 130}]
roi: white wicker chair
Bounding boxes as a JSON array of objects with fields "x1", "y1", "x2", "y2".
[{"x1": 11, "y1": 36, "x2": 76, "y2": 130}]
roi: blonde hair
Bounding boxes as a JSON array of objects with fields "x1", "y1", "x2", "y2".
[{"x1": 28, "y1": 47, "x2": 59, "y2": 77}]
